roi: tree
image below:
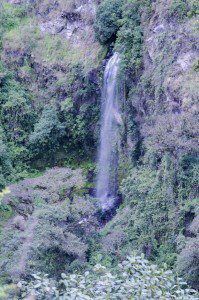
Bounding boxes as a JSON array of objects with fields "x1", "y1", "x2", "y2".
[
  {"x1": 0, "y1": 125, "x2": 13, "y2": 189},
  {"x1": 29, "y1": 105, "x2": 64, "y2": 156},
  {"x1": 94, "y1": 0, "x2": 123, "y2": 45}
]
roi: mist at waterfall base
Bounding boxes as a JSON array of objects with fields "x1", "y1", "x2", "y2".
[{"x1": 96, "y1": 53, "x2": 121, "y2": 212}]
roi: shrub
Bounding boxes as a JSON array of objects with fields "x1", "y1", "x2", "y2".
[
  {"x1": 177, "y1": 207, "x2": 199, "y2": 290},
  {"x1": 35, "y1": 33, "x2": 70, "y2": 66},
  {"x1": 94, "y1": 0, "x2": 123, "y2": 45},
  {"x1": 116, "y1": 0, "x2": 144, "y2": 71},
  {"x1": 3, "y1": 168, "x2": 85, "y2": 212},
  {"x1": 0, "y1": 0, "x2": 101, "y2": 184},
  {"x1": 1, "y1": 79, "x2": 34, "y2": 142},
  {"x1": 141, "y1": 112, "x2": 199, "y2": 158},
  {"x1": 193, "y1": 59, "x2": 199, "y2": 71},
  {"x1": 178, "y1": 235, "x2": 199, "y2": 290},
  {"x1": 18, "y1": 254, "x2": 198, "y2": 299},
  {"x1": 0, "y1": 284, "x2": 16, "y2": 300},
  {"x1": 0, "y1": 2, "x2": 28, "y2": 32},
  {"x1": 107, "y1": 155, "x2": 199, "y2": 267},
  {"x1": 0, "y1": 168, "x2": 99, "y2": 279},
  {"x1": 168, "y1": 0, "x2": 189, "y2": 21},
  {"x1": 0, "y1": 125, "x2": 13, "y2": 189},
  {"x1": 0, "y1": 202, "x2": 13, "y2": 222},
  {"x1": 29, "y1": 105, "x2": 65, "y2": 156},
  {"x1": 187, "y1": 0, "x2": 199, "y2": 18}
]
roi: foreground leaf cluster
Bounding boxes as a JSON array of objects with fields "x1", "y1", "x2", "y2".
[{"x1": 18, "y1": 254, "x2": 197, "y2": 300}]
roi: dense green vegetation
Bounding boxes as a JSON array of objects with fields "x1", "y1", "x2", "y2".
[
  {"x1": 94, "y1": 0, "x2": 123, "y2": 45},
  {"x1": 94, "y1": 0, "x2": 151, "y2": 71},
  {"x1": 18, "y1": 254, "x2": 197, "y2": 299},
  {"x1": 0, "y1": 168, "x2": 97, "y2": 280},
  {"x1": 0, "y1": 0, "x2": 198, "y2": 298},
  {"x1": 0, "y1": 1, "x2": 100, "y2": 188},
  {"x1": 93, "y1": 0, "x2": 199, "y2": 291}
]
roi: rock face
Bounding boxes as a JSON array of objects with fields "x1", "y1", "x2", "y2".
[
  {"x1": 142, "y1": 0, "x2": 199, "y2": 115},
  {"x1": 177, "y1": 52, "x2": 198, "y2": 71},
  {"x1": 4, "y1": 0, "x2": 100, "y2": 67},
  {"x1": 7, "y1": 0, "x2": 22, "y2": 3},
  {"x1": 33, "y1": 0, "x2": 96, "y2": 43},
  {"x1": 122, "y1": 0, "x2": 199, "y2": 160}
]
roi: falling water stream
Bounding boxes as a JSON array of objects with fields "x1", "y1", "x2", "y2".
[{"x1": 96, "y1": 53, "x2": 121, "y2": 211}]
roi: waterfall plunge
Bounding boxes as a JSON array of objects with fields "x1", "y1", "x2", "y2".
[{"x1": 96, "y1": 53, "x2": 121, "y2": 211}]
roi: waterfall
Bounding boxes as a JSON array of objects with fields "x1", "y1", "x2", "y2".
[{"x1": 96, "y1": 53, "x2": 121, "y2": 211}]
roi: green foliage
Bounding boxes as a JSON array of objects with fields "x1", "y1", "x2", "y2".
[
  {"x1": 168, "y1": 0, "x2": 188, "y2": 20},
  {"x1": 168, "y1": 0, "x2": 199, "y2": 20},
  {"x1": 29, "y1": 105, "x2": 64, "y2": 156},
  {"x1": 94, "y1": 0, "x2": 150, "y2": 72},
  {"x1": 18, "y1": 254, "x2": 198, "y2": 299},
  {"x1": 0, "y1": 0, "x2": 198, "y2": 295},
  {"x1": 0, "y1": 284, "x2": 16, "y2": 300},
  {"x1": 178, "y1": 233, "x2": 199, "y2": 290},
  {"x1": 120, "y1": 167, "x2": 177, "y2": 265},
  {"x1": 177, "y1": 203, "x2": 199, "y2": 290},
  {"x1": 94, "y1": 0, "x2": 123, "y2": 45},
  {"x1": 0, "y1": 71, "x2": 36, "y2": 181},
  {"x1": 37, "y1": 33, "x2": 70, "y2": 66},
  {"x1": 99, "y1": 155, "x2": 199, "y2": 267},
  {"x1": 142, "y1": 112, "x2": 199, "y2": 158},
  {"x1": 193, "y1": 59, "x2": 199, "y2": 71},
  {"x1": 0, "y1": 126, "x2": 13, "y2": 189},
  {"x1": 0, "y1": 2, "x2": 28, "y2": 35},
  {"x1": 0, "y1": 202, "x2": 13, "y2": 222},
  {"x1": 116, "y1": 0, "x2": 144, "y2": 71},
  {"x1": 1, "y1": 78, "x2": 34, "y2": 142},
  {"x1": 0, "y1": 1, "x2": 101, "y2": 185},
  {"x1": 187, "y1": 0, "x2": 199, "y2": 18},
  {"x1": 0, "y1": 168, "x2": 98, "y2": 279}
]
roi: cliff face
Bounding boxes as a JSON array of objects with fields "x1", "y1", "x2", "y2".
[
  {"x1": 125, "y1": 0, "x2": 198, "y2": 158},
  {"x1": 144, "y1": 0, "x2": 198, "y2": 113},
  {"x1": 0, "y1": 0, "x2": 199, "y2": 292}
]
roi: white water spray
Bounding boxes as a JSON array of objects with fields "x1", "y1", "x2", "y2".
[{"x1": 96, "y1": 53, "x2": 121, "y2": 211}]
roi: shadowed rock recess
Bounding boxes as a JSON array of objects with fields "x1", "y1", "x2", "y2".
[{"x1": 0, "y1": 0, "x2": 199, "y2": 298}]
